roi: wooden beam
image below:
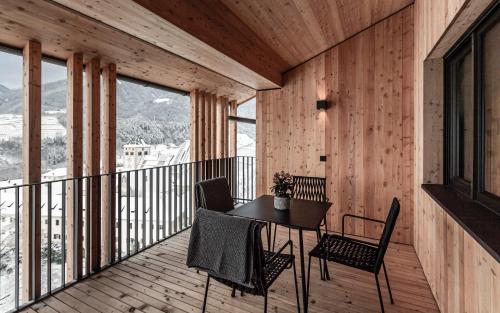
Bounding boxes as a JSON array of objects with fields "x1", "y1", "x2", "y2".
[
  {"x1": 85, "y1": 57, "x2": 101, "y2": 273},
  {"x1": 229, "y1": 100, "x2": 237, "y2": 157},
  {"x1": 22, "y1": 39, "x2": 42, "y2": 302},
  {"x1": 189, "y1": 90, "x2": 200, "y2": 162},
  {"x1": 0, "y1": 0, "x2": 255, "y2": 102},
  {"x1": 101, "y1": 63, "x2": 117, "y2": 266},
  {"x1": 66, "y1": 53, "x2": 84, "y2": 282}
]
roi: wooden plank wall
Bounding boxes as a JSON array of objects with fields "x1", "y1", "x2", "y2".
[
  {"x1": 189, "y1": 90, "x2": 230, "y2": 161},
  {"x1": 256, "y1": 7, "x2": 414, "y2": 244},
  {"x1": 413, "y1": 0, "x2": 500, "y2": 312}
]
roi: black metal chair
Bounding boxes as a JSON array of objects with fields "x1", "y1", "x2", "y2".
[
  {"x1": 202, "y1": 222, "x2": 301, "y2": 313},
  {"x1": 306, "y1": 197, "x2": 400, "y2": 313},
  {"x1": 272, "y1": 175, "x2": 330, "y2": 280},
  {"x1": 194, "y1": 177, "x2": 235, "y2": 213},
  {"x1": 195, "y1": 177, "x2": 273, "y2": 296}
]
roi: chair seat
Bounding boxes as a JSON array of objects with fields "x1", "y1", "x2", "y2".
[
  {"x1": 309, "y1": 234, "x2": 378, "y2": 272},
  {"x1": 211, "y1": 250, "x2": 294, "y2": 295},
  {"x1": 263, "y1": 250, "x2": 294, "y2": 287}
]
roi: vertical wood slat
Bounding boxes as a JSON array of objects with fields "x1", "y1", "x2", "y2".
[
  {"x1": 85, "y1": 57, "x2": 101, "y2": 272},
  {"x1": 216, "y1": 96, "x2": 226, "y2": 158},
  {"x1": 210, "y1": 94, "x2": 217, "y2": 159},
  {"x1": 222, "y1": 100, "x2": 229, "y2": 157},
  {"x1": 66, "y1": 53, "x2": 84, "y2": 282},
  {"x1": 198, "y1": 91, "x2": 206, "y2": 161},
  {"x1": 204, "y1": 93, "x2": 211, "y2": 160},
  {"x1": 229, "y1": 100, "x2": 237, "y2": 157},
  {"x1": 101, "y1": 63, "x2": 116, "y2": 266},
  {"x1": 22, "y1": 39, "x2": 42, "y2": 301},
  {"x1": 189, "y1": 90, "x2": 200, "y2": 161}
]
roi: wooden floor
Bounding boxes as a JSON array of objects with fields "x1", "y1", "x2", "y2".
[{"x1": 23, "y1": 228, "x2": 439, "y2": 313}]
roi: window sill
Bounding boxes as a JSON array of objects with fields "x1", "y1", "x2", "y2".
[{"x1": 422, "y1": 184, "x2": 500, "y2": 262}]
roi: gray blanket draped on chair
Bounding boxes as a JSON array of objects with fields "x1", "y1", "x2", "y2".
[{"x1": 186, "y1": 208, "x2": 263, "y2": 288}]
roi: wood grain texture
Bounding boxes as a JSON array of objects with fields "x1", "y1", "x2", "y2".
[
  {"x1": 23, "y1": 228, "x2": 440, "y2": 313},
  {"x1": 66, "y1": 53, "x2": 84, "y2": 282},
  {"x1": 229, "y1": 100, "x2": 237, "y2": 157},
  {"x1": 256, "y1": 7, "x2": 414, "y2": 244},
  {"x1": 0, "y1": 0, "x2": 255, "y2": 102},
  {"x1": 190, "y1": 90, "x2": 230, "y2": 161},
  {"x1": 101, "y1": 63, "x2": 117, "y2": 266},
  {"x1": 413, "y1": 1, "x2": 499, "y2": 312},
  {"x1": 221, "y1": 0, "x2": 413, "y2": 67},
  {"x1": 50, "y1": 0, "x2": 284, "y2": 89},
  {"x1": 85, "y1": 57, "x2": 101, "y2": 273},
  {"x1": 22, "y1": 39, "x2": 42, "y2": 301}
]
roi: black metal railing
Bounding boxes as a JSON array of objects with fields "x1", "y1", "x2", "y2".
[{"x1": 0, "y1": 156, "x2": 255, "y2": 312}]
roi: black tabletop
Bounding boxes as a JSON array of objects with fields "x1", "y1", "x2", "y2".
[{"x1": 227, "y1": 195, "x2": 332, "y2": 230}]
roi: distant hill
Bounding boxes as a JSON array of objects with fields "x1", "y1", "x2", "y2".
[{"x1": 0, "y1": 79, "x2": 190, "y2": 124}]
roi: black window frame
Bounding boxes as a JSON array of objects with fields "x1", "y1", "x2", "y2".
[{"x1": 444, "y1": 3, "x2": 500, "y2": 215}]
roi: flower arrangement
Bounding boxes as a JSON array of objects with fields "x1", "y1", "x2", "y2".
[{"x1": 270, "y1": 171, "x2": 294, "y2": 198}]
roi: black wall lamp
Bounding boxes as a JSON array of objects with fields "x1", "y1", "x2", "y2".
[{"x1": 316, "y1": 99, "x2": 328, "y2": 110}]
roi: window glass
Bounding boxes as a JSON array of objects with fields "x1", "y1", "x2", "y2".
[
  {"x1": 41, "y1": 59, "x2": 67, "y2": 180},
  {"x1": 236, "y1": 97, "x2": 255, "y2": 157},
  {"x1": 484, "y1": 19, "x2": 500, "y2": 197},
  {"x1": 456, "y1": 51, "x2": 474, "y2": 182},
  {"x1": 116, "y1": 78, "x2": 189, "y2": 170},
  {"x1": 0, "y1": 50, "x2": 23, "y2": 184}
]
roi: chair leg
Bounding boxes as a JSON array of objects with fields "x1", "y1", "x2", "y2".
[
  {"x1": 292, "y1": 259, "x2": 301, "y2": 313},
  {"x1": 383, "y1": 262, "x2": 394, "y2": 304},
  {"x1": 231, "y1": 287, "x2": 236, "y2": 297},
  {"x1": 306, "y1": 255, "x2": 312, "y2": 302},
  {"x1": 315, "y1": 228, "x2": 324, "y2": 280},
  {"x1": 375, "y1": 274, "x2": 385, "y2": 313},
  {"x1": 202, "y1": 276, "x2": 210, "y2": 313},
  {"x1": 264, "y1": 292, "x2": 268, "y2": 313},
  {"x1": 272, "y1": 224, "x2": 277, "y2": 252}
]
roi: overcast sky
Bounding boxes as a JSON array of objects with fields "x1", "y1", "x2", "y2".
[{"x1": 0, "y1": 51, "x2": 66, "y2": 89}]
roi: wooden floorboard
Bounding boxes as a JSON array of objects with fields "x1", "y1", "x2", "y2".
[{"x1": 23, "y1": 228, "x2": 439, "y2": 313}]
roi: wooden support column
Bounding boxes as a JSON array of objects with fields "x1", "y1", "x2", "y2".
[
  {"x1": 198, "y1": 91, "x2": 206, "y2": 161},
  {"x1": 66, "y1": 53, "x2": 83, "y2": 282},
  {"x1": 229, "y1": 100, "x2": 237, "y2": 157},
  {"x1": 204, "y1": 93, "x2": 211, "y2": 160},
  {"x1": 22, "y1": 40, "x2": 41, "y2": 302},
  {"x1": 85, "y1": 57, "x2": 101, "y2": 272},
  {"x1": 101, "y1": 63, "x2": 116, "y2": 266},
  {"x1": 210, "y1": 94, "x2": 217, "y2": 158},
  {"x1": 223, "y1": 101, "x2": 229, "y2": 157},
  {"x1": 215, "y1": 96, "x2": 225, "y2": 159},
  {"x1": 189, "y1": 89, "x2": 200, "y2": 161}
]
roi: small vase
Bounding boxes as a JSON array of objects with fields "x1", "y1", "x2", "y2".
[{"x1": 274, "y1": 196, "x2": 290, "y2": 210}]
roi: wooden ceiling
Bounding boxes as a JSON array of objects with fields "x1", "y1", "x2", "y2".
[
  {"x1": 48, "y1": 0, "x2": 413, "y2": 91},
  {"x1": 221, "y1": 0, "x2": 414, "y2": 66},
  {"x1": 0, "y1": 0, "x2": 413, "y2": 99},
  {"x1": 0, "y1": 0, "x2": 255, "y2": 101}
]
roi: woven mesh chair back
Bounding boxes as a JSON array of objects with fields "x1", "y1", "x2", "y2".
[{"x1": 292, "y1": 175, "x2": 328, "y2": 202}]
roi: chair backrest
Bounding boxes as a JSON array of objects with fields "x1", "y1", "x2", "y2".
[
  {"x1": 292, "y1": 175, "x2": 327, "y2": 202},
  {"x1": 374, "y1": 197, "x2": 400, "y2": 273},
  {"x1": 195, "y1": 177, "x2": 235, "y2": 213}
]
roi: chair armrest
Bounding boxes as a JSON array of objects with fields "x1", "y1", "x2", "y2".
[
  {"x1": 342, "y1": 214, "x2": 385, "y2": 237},
  {"x1": 266, "y1": 240, "x2": 293, "y2": 264}
]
